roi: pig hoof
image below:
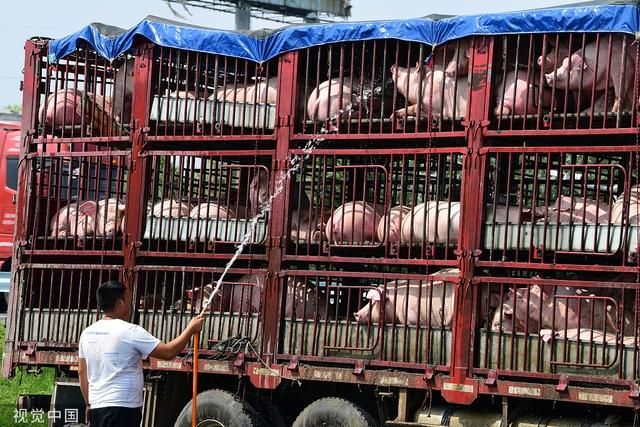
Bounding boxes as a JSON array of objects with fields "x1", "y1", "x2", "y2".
[
  {"x1": 540, "y1": 329, "x2": 555, "y2": 343},
  {"x1": 612, "y1": 99, "x2": 620, "y2": 113}
]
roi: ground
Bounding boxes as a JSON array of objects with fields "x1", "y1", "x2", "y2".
[{"x1": 0, "y1": 323, "x2": 55, "y2": 426}]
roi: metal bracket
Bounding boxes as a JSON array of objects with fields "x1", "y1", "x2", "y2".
[
  {"x1": 485, "y1": 369, "x2": 497, "y2": 386},
  {"x1": 630, "y1": 382, "x2": 640, "y2": 398},
  {"x1": 354, "y1": 360, "x2": 366, "y2": 376},
  {"x1": 277, "y1": 115, "x2": 291, "y2": 127},
  {"x1": 556, "y1": 375, "x2": 569, "y2": 392},
  {"x1": 25, "y1": 342, "x2": 36, "y2": 357},
  {"x1": 270, "y1": 236, "x2": 284, "y2": 248},
  {"x1": 424, "y1": 365, "x2": 434, "y2": 381},
  {"x1": 233, "y1": 352, "x2": 246, "y2": 369},
  {"x1": 287, "y1": 356, "x2": 299, "y2": 371}
]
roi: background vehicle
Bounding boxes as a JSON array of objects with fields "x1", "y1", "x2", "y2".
[
  {"x1": 0, "y1": 115, "x2": 19, "y2": 319},
  {"x1": 5, "y1": 3, "x2": 640, "y2": 425}
]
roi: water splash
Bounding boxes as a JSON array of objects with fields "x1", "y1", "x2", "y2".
[{"x1": 198, "y1": 119, "x2": 341, "y2": 314}]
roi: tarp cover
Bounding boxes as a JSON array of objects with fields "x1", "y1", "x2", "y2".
[{"x1": 48, "y1": 1, "x2": 640, "y2": 64}]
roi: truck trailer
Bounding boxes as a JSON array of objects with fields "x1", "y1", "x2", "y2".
[{"x1": 5, "y1": 1, "x2": 640, "y2": 425}]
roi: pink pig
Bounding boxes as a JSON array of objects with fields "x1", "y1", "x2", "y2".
[
  {"x1": 39, "y1": 88, "x2": 83, "y2": 127},
  {"x1": 95, "y1": 198, "x2": 126, "y2": 238},
  {"x1": 325, "y1": 201, "x2": 384, "y2": 244},
  {"x1": 377, "y1": 205, "x2": 411, "y2": 243},
  {"x1": 400, "y1": 201, "x2": 461, "y2": 245},
  {"x1": 49, "y1": 200, "x2": 97, "y2": 238},
  {"x1": 545, "y1": 37, "x2": 636, "y2": 112},
  {"x1": 391, "y1": 64, "x2": 467, "y2": 120},
  {"x1": 353, "y1": 268, "x2": 459, "y2": 327},
  {"x1": 444, "y1": 38, "x2": 471, "y2": 77},
  {"x1": 306, "y1": 78, "x2": 357, "y2": 122},
  {"x1": 493, "y1": 69, "x2": 554, "y2": 117}
]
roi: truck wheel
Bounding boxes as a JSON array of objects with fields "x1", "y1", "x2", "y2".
[
  {"x1": 174, "y1": 389, "x2": 260, "y2": 427},
  {"x1": 292, "y1": 397, "x2": 378, "y2": 427}
]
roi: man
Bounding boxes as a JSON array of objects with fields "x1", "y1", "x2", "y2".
[{"x1": 78, "y1": 281, "x2": 204, "y2": 427}]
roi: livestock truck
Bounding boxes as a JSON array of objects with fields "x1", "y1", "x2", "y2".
[{"x1": 7, "y1": 1, "x2": 640, "y2": 425}]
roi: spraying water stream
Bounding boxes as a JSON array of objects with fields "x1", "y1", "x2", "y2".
[{"x1": 196, "y1": 104, "x2": 366, "y2": 314}]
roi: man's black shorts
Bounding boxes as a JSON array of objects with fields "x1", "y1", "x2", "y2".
[{"x1": 89, "y1": 406, "x2": 143, "y2": 427}]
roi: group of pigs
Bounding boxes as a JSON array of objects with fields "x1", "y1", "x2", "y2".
[
  {"x1": 39, "y1": 59, "x2": 134, "y2": 131},
  {"x1": 173, "y1": 274, "x2": 327, "y2": 320},
  {"x1": 49, "y1": 197, "x2": 248, "y2": 240},
  {"x1": 490, "y1": 280, "x2": 636, "y2": 342},
  {"x1": 49, "y1": 198, "x2": 126, "y2": 239},
  {"x1": 171, "y1": 269, "x2": 457, "y2": 327},
  {"x1": 307, "y1": 35, "x2": 636, "y2": 123},
  {"x1": 40, "y1": 35, "x2": 636, "y2": 134}
]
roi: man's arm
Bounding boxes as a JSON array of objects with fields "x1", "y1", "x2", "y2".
[
  {"x1": 150, "y1": 315, "x2": 204, "y2": 360},
  {"x1": 78, "y1": 358, "x2": 89, "y2": 406}
]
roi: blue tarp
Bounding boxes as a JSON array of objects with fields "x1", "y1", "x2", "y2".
[{"x1": 48, "y1": 1, "x2": 640, "y2": 64}]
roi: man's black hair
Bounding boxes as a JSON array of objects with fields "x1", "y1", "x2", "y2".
[{"x1": 97, "y1": 281, "x2": 126, "y2": 312}]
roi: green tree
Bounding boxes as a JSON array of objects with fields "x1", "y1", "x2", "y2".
[{"x1": 3, "y1": 104, "x2": 21, "y2": 114}]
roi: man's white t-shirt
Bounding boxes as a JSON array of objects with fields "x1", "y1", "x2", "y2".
[{"x1": 78, "y1": 319, "x2": 160, "y2": 409}]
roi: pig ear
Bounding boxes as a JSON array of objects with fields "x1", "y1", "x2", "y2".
[
  {"x1": 366, "y1": 289, "x2": 381, "y2": 301},
  {"x1": 503, "y1": 306, "x2": 513, "y2": 315},
  {"x1": 186, "y1": 289, "x2": 193, "y2": 298}
]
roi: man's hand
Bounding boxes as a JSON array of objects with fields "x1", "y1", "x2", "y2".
[
  {"x1": 188, "y1": 314, "x2": 205, "y2": 334},
  {"x1": 150, "y1": 314, "x2": 206, "y2": 360}
]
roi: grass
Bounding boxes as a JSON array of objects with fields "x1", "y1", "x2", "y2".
[{"x1": 0, "y1": 322, "x2": 55, "y2": 426}]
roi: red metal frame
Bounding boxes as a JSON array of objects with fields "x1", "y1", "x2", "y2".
[{"x1": 6, "y1": 32, "x2": 640, "y2": 411}]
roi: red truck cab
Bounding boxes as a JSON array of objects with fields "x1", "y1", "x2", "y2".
[{"x1": 0, "y1": 113, "x2": 20, "y2": 313}]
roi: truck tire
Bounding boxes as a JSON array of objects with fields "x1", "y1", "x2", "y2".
[
  {"x1": 174, "y1": 389, "x2": 260, "y2": 427},
  {"x1": 292, "y1": 397, "x2": 378, "y2": 427}
]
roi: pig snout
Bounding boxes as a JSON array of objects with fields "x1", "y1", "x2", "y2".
[
  {"x1": 354, "y1": 288, "x2": 382, "y2": 324},
  {"x1": 353, "y1": 304, "x2": 372, "y2": 324}
]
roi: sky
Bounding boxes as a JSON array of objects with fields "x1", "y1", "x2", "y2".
[{"x1": 0, "y1": 0, "x2": 582, "y2": 107}]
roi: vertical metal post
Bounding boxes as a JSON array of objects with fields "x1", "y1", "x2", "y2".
[
  {"x1": 123, "y1": 44, "x2": 153, "y2": 295},
  {"x1": 261, "y1": 51, "x2": 298, "y2": 364},
  {"x1": 443, "y1": 36, "x2": 493, "y2": 405},
  {"x1": 235, "y1": 1, "x2": 251, "y2": 30},
  {"x1": 2, "y1": 40, "x2": 40, "y2": 378}
]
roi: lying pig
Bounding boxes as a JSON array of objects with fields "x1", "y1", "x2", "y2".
[
  {"x1": 211, "y1": 76, "x2": 278, "y2": 104},
  {"x1": 189, "y1": 202, "x2": 235, "y2": 219},
  {"x1": 306, "y1": 78, "x2": 357, "y2": 121},
  {"x1": 290, "y1": 209, "x2": 326, "y2": 242},
  {"x1": 611, "y1": 184, "x2": 640, "y2": 225},
  {"x1": 325, "y1": 201, "x2": 384, "y2": 244},
  {"x1": 493, "y1": 69, "x2": 554, "y2": 117},
  {"x1": 95, "y1": 198, "x2": 126, "y2": 238},
  {"x1": 151, "y1": 199, "x2": 192, "y2": 218},
  {"x1": 182, "y1": 274, "x2": 327, "y2": 319},
  {"x1": 400, "y1": 201, "x2": 461, "y2": 245},
  {"x1": 377, "y1": 205, "x2": 412, "y2": 243},
  {"x1": 353, "y1": 268, "x2": 459, "y2": 327},
  {"x1": 491, "y1": 284, "x2": 633, "y2": 338},
  {"x1": 545, "y1": 37, "x2": 636, "y2": 112},
  {"x1": 484, "y1": 205, "x2": 523, "y2": 223},
  {"x1": 49, "y1": 200, "x2": 97, "y2": 238},
  {"x1": 39, "y1": 88, "x2": 83, "y2": 127},
  {"x1": 538, "y1": 195, "x2": 611, "y2": 224}
]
